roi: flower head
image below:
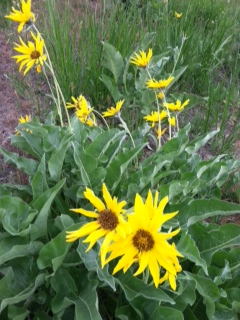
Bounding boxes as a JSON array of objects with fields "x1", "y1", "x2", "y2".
[
  {"x1": 13, "y1": 32, "x2": 47, "y2": 75},
  {"x1": 164, "y1": 99, "x2": 190, "y2": 112},
  {"x1": 102, "y1": 100, "x2": 124, "y2": 118},
  {"x1": 143, "y1": 110, "x2": 168, "y2": 127},
  {"x1": 175, "y1": 12, "x2": 182, "y2": 19},
  {"x1": 16, "y1": 115, "x2": 31, "y2": 135},
  {"x1": 168, "y1": 117, "x2": 176, "y2": 127},
  {"x1": 67, "y1": 95, "x2": 97, "y2": 127},
  {"x1": 146, "y1": 77, "x2": 174, "y2": 90},
  {"x1": 105, "y1": 191, "x2": 183, "y2": 289},
  {"x1": 155, "y1": 127, "x2": 167, "y2": 139},
  {"x1": 5, "y1": 0, "x2": 35, "y2": 32},
  {"x1": 130, "y1": 49, "x2": 152, "y2": 68},
  {"x1": 66, "y1": 183, "x2": 129, "y2": 267}
]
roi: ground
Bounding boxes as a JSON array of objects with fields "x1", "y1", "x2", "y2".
[{"x1": 0, "y1": 32, "x2": 31, "y2": 184}]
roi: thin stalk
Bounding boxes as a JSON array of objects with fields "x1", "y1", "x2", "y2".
[
  {"x1": 93, "y1": 109, "x2": 110, "y2": 130},
  {"x1": 118, "y1": 115, "x2": 135, "y2": 149},
  {"x1": 32, "y1": 24, "x2": 72, "y2": 131},
  {"x1": 147, "y1": 69, "x2": 162, "y2": 150}
]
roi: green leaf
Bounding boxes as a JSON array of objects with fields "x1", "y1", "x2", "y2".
[
  {"x1": 162, "y1": 124, "x2": 190, "y2": 154},
  {"x1": 100, "y1": 74, "x2": 122, "y2": 102},
  {"x1": 177, "y1": 232, "x2": 208, "y2": 275},
  {"x1": 0, "y1": 196, "x2": 38, "y2": 236},
  {"x1": 0, "y1": 238, "x2": 43, "y2": 265},
  {"x1": 105, "y1": 143, "x2": 146, "y2": 192},
  {"x1": 31, "y1": 178, "x2": 66, "y2": 240},
  {"x1": 48, "y1": 133, "x2": 72, "y2": 181},
  {"x1": 51, "y1": 268, "x2": 102, "y2": 319},
  {"x1": 0, "y1": 271, "x2": 45, "y2": 313},
  {"x1": 37, "y1": 230, "x2": 72, "y2": 273},
  {"x1": 85, "y1": 128, "x2": 121, "y2": 161},
  {"x1": 184, "y1": 272, "x2": 220, "y2": 319},
  {"x1": 0, "y1": 146, "x2": 38, "y2": 176},
  {"x1": 177, "y1": 199, "x2": 240, "y2": 228},
  {"x1": 118, "y1": 271, "x2": 174, "y2": 304},
  {"x1": 189, "y1": 223, "x2": 240, "y2": 265},
  {"x1": 8, "y1": 305, "x2": 29, "y2": 320},
  {"x1": 31, "y1": 154, "x2": 48, "y2": 202},
  {"x1": 72, "y1": 143, "x2": 98, "y2": 188},
  {"x1": 101, "y1": 42, "x2": 124, "y2": 83},
  {"x1": 171, "y1": 277, "x2": 196, "y2": 311},
  {"x1": 185, "y1": 129, "x2": 219, "y2": 155},
  {"x1": 77, "y1": 242, "x2": 116, "y2": 290},
  {"x1": 149, "y1": 306, "x2": 184, "y2": 320}
]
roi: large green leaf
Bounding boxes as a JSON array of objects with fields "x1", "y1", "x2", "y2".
[
  {"x1": 177, "y1": 232, "x2": 208, "y2": 275},
  {"x1": 189, "y1": 223, "x2": 240, "y2": 265},
  {"x1": 31, "y1": 154, "x2": 48, "y2": 202},
  {"x1": 37, "y1": 229, "x2": 72, "y2": 273},
  {"x1": 0, "y1": 271, "x2": 45, "y2": 313},
  {"x1": 72, "y1": 143, "x2": 98, "y2": 188},
  {"x1": 117, "y1": 271, "x2": 174, "y2": 305},
  {"x1": 184, "y1": 272, "x2": 220, "y2": 319},
  {"x1": 85, "y1": 128, "x2": 121, "y2": 161},
  {"x1": 105, "y1": 143, "x2": 146, "y2": 192},
  {"x1": 176, "y1": 199, "x2": 240, "y2": 229},
  {"x1": 48, "y1": 133, "x2": 72, "y2": 181},
  {"x1": 77, "y1": 242, "x2": 116, "y2": 290},
  {"x1": 101, "y1": 42, "x2": 124, "y2": 83},
  {"x1": 31, "y1": 178, "x2": 66, "y2": 240},
  {"x1": 148, "y1": 306, "x2": 184, "y2": 320},
  {"x1": 50, "y1": 268, "x2": 102, "y2": 319},
  {"x1": 100, "y1": 74, "x2": 122, "y2": 102},
  {"x1": 0, "y1": 146, "x2": 38, "y2": 176},
  {"x1": 0, "y1": 238, "x2": 42, "y2": 265},
  {"x1": 0, "y1": 196, "x2": 38, "y2": 237}
]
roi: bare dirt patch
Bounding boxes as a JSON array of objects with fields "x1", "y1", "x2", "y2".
[{"x1": 0, "y1": 31, "x2": 32, "y2": 184}]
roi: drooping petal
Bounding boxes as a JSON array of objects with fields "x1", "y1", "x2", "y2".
[
  {"x1": 84, "y1": 187, "x2": 105, "y2": 212},
  {"x1": 70, "y1": 208, "x2": 98, "y2": 218}
]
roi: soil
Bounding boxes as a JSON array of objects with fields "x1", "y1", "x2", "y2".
[{"x1": 0, "y1": 31, "x2": 33, "y2": 184}]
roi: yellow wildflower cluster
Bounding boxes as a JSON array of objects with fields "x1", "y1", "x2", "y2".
[
  {"x1": 5, "y1": 0, "x2": 47, "y2": 75},
  {"x1": 66, "y1": 184, "x2": 183, "y2": 291},
  {"x1": 127, "y1": 48, "x2": 190, "y2": 146}
]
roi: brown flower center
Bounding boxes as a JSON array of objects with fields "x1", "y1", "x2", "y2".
[
  {"x1": 132, "y1": 229, "x2": 154, "y2": 252},
  {"x1": 98, "y1": 209, "x2": 118, "y2": 230},
  {"x1": 31, "y1": 50, "x2": 41, "y2": 60}
]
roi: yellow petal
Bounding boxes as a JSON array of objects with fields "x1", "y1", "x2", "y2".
[
  {"x1": 134, "y1": 251, "x2": 149, "y2": 276},
  {"x1": 70, "y1": 208, "x2": 98, "y2": 218},
  {"x1": 84, "y1": 187, "x2": 105, "y2": 212}
]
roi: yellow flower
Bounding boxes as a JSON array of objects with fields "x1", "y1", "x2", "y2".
[
  {"x1": 164, "y1": 99, "x2": 190, "y2": 112},
  {"x1": 130, "y1": 49, "x2": 153, "y2": 68},
  {"x1": 105, "y1": 191, "x2": 183, "y2": 289},
  {"x1": 66, "y1": 95, "x2": 82, "y2": 109},
  {"x1": 146, "y1": 76, "x2": 174, "y2": 89},
  {"x1": 102, "y1": 100, "x2": 124, "y2": 118},
  {"x1": 143, "y1": 110, "x2": 168, "y2": 127},
  {"x1": 5, "y1": 0, "x2": 35, "y2": 33},
  {"x1": 168, "y1": 117, "x2": 176, "y2": 127},
  {"x1": 67, "y1": 95, "x2": 97, "y2": 127},
  {"x1": 155, "y1": 127, "x2": 167, "y2": 139},
  {"x1": 13, "y1": 32, "x2": 47, "y2": 76},
  {"x1": 16, "y1": 115, "x2": 31, "y2": 135},
  {"x1": 66, "y1": 183, "x2": 129, "y2": 267},
  {"x1": 157, "y1": 91, "x2": 165, "y2": 100},
  {"x1": 175, "y1": 12, "x2": 182, "y2": 19}
]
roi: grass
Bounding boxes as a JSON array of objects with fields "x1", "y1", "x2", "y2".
[{"x1": 2, "y1": 0, "x2": 240, "y2": 154}]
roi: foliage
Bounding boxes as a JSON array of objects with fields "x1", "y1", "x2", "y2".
[{"x1": 1, "y1": 0, "x2": 240, "y2": 319}]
